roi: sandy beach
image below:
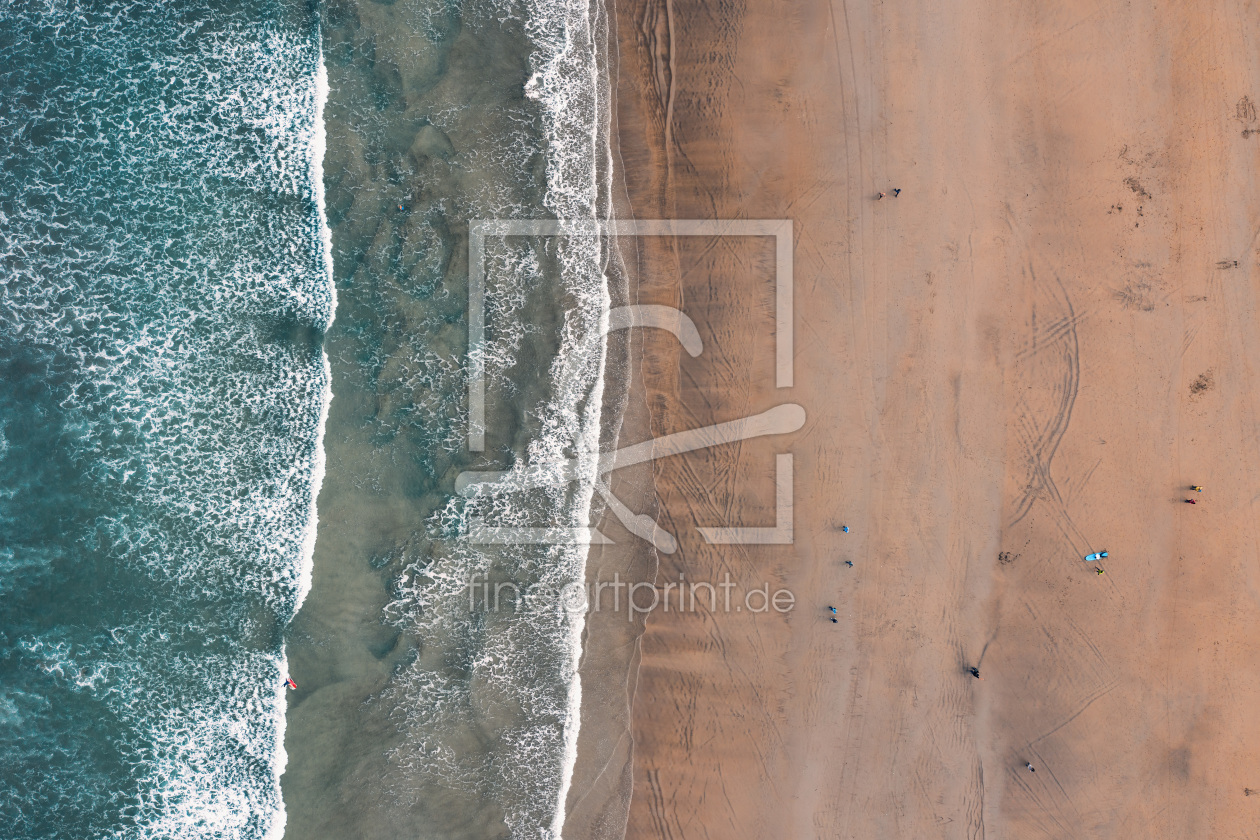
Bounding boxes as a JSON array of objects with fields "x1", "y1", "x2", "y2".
[
  {"x1": 568, "y1": 0, "x2": 1260, "y2": 837},
  {"x1": 11, "y1": 0, "x2": 1260, "y2": 836}
]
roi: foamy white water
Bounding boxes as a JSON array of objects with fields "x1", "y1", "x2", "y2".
[
  {"x1": 489, "y1": 0, "x2": 612, "y2": 834},
  {"x1": 352, "y1": 0, "x2": 615, "y2": 836},
  {"x1": 0, "y1": 4, "x2": 332, "y2": 837},
  {"x1": 271, "y1": 52, "x2": 338, "y2": 840}
]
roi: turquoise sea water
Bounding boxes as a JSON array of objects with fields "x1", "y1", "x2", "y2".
[
  {"x1": 0, "y1": 0, "x2": 612, "y2": 836},
  {"x1": 0, "y1": 2, "x2": 331, "y2": 837}
]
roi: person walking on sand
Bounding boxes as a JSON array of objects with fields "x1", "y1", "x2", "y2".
[
  {"x1": 845, "y1": 560, "x2": 854, "y2": 567},
  {"x1": 893, "y1": 188, "x2": 901, "y2": 196},
  {"x1": 969, "y1": 667, "x2": 982, "y2": 680},
  {"x1": 1096, "y1": 568, "x2": 1106, "y2": 575},
  {"x1": 1026, "y1": 762, "x2": 1035, "y2": 773}
]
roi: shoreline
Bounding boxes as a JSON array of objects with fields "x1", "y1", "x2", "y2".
[
  {"x1": 562, "y1": 0, "x2": 672, "y2": 833},
  {"x1": 283, "y1": 1, "x2": 621, "y2": 837}
]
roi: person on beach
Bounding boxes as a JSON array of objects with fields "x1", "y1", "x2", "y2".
[
  {"x1": 1185, "y1": 498, "x2": 1196, "y2": 504},
  {"x1": 842, "y1": 525, "x2": 849, "y2": 533},
  {"x1": 845, "y1": 560, "x2": 854, "y2": 567},
  {"x1": 877, "y1": 191, "x2": 886, "y2": 200},
  {"x1": 1026, "y1": 762, "x2": 1035, "y2": 772},
  {"x1": 828, "y1": 606, "x2": 837, "y2": 613},
  {"x1": 969, "y1": 667, "x2": 982, "y2": 680},
  {"x1": 1096, "y1": 568, "x2": 1106, "y2": 575},
  {"x1": 893, "y1": 188, "x2": 901, "y2": 196},
  {"x1": 1191, "y1": 485, "x2": 1203, "y2": 492},
  {"x1": 830, "y1": 617, "x2": 838, "y2": 623}
]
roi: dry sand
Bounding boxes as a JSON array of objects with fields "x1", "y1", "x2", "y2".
[{"x1": 571, "y1": 0, "x2": 1260, "y2": 836}]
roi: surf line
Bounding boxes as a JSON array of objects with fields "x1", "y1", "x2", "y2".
[{"x1": 272, "y1": 49, "x2": 338, "y2": 840}]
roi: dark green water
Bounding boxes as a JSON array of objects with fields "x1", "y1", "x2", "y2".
[{"x1": 0, "y1": 1, "x2": 331, "y2": 837}]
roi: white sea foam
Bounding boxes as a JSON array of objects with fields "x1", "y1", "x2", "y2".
[
  {"x1": 0, "y1": 4, "x2": 331, "y2": 837},
  {"x1": 266, "y1": 654, "x2": 291, "y2": 840},
  {"x1": 300, "y1": 0, "x2": 614, "y2": 834},
  {"x1": 270, "y1": 52, "x2": 338, "y2": 840},
  {"x1": 528, "y1": 0, "x2": 615, "y2": 833},
  {"x1": 291, "y1": 55, "x2": 337, "y2": 628},
  {"x1": 474, "y1": 0, "x2": 613, "y2": 833}
]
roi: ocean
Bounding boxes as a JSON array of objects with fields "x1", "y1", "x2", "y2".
[
  {"x1": 0, "y1": 0, "x2": 613, "y2": 838},
  {"x1": 0, "y1": 1, "x2": 332, "y2": 837}
]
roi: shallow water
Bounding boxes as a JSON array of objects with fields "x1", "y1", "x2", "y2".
[{"x1": 281, "y1": 0, "x2": 612, "y2": 838}]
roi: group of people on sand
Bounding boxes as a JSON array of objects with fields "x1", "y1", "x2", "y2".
[
  {"x1": 824, "y1": 524, "x2": 856, "y2": 622},
  {"x1": 965, "y1": 483, "x2": 1209, "y2": 775},
  {"x1": 820, "y1": 484, "x2": 1207, "y2": 774}
]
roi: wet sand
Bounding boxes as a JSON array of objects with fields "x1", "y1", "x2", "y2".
[{"x1": 595, "y1": 0, "x2": 1260, "y2": 837}]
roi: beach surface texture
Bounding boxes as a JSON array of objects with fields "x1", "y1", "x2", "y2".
[{"x1": 560, "y1": 0, "x2": 1260, "y2": 838}]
